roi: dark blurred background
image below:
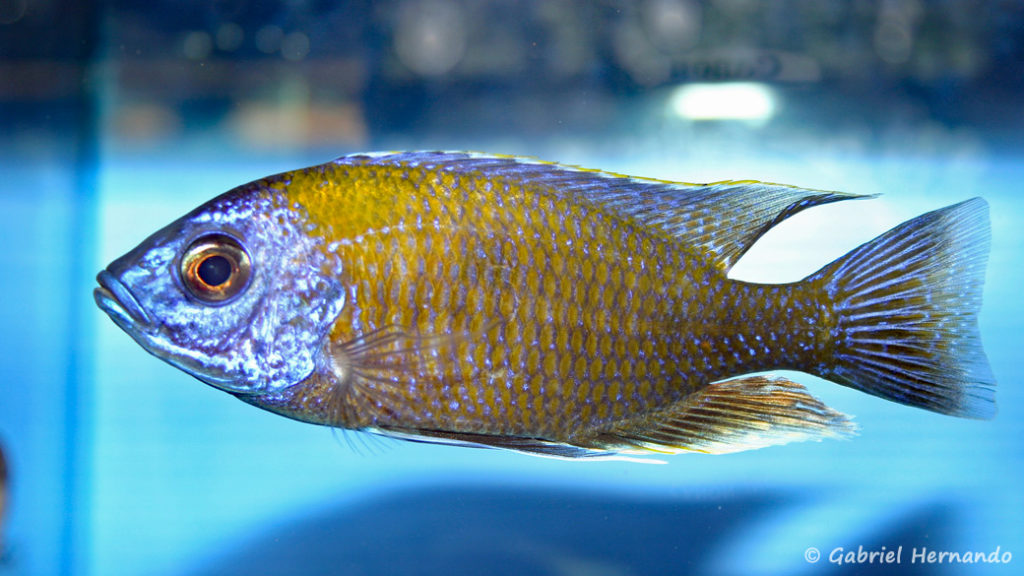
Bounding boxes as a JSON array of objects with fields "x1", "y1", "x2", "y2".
[{"x1": 4, "y1": 0, "x2": 1023, "y2": 156}]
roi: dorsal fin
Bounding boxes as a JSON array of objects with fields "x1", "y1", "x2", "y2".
[{"x1": 333, "y1": 151, "x2": 873, "y2": 271}]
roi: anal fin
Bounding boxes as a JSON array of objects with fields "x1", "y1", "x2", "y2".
[
  {"x1": 588, "y1": 376, "x2": 857, "y2": 455},
  {"x1": 371, "y1": 376, "x2": 855, "y2": 460},
  {"x1": 370, "y1": 427, "x2": 629, "y2": 460}
]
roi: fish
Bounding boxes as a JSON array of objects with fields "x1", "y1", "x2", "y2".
[{"x1": 94, "y1": 152, "x2": 995, "y2": 459}]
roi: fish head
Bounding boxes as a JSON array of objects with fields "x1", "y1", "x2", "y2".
[{"x1": 94, "y1": 179, "x2": 346, "y2": 397}]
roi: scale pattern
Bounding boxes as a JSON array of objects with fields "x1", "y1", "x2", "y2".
[{"x1": 274, "y1": 153, "x2": 825, "y2": 442}]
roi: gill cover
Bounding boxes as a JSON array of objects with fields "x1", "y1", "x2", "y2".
[{"x1": 98, "y1": 178, "x2": 346, "y2": 395}]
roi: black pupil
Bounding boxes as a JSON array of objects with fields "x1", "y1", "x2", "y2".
[{"x1": 197, "y1": 254, "x2": 233, "y2": 287}]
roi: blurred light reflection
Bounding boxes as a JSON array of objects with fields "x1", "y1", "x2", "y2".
[
  {"x1": 182, "y1": 31, "x2": 213, "y2": 60},
  {"x1": 255, "y1": 25, "x2": 284, "y2": 55},
  {"x1": 215, "y1": 23, "x2": 244, "y2": 52},
  {"x1": 669, "y1": 82, "x2": 777, "y2": 122},
  {"x1": 642, "y1": 0, "x2": 702, "y2": 53},
  {"x1": 394, "y1": 0, "x2": 467, "y2": 76}
]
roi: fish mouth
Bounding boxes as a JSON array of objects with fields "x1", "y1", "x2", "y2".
[
  {"x1": 94, "y1": 270, "x2": 254, "y2": 393},
  {"x1": 94, "y1": 270, "x2": 154, "y2": 332}
]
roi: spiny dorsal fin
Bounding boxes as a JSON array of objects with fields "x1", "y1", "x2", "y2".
[
  {"x1": 333, "y1": 151, "x2": 873, "y2": 271},
  {"x1": 642, "y1": 181, "x2": 873, "y2": 271}
]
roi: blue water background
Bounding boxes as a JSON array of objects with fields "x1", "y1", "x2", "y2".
[{"x1": 1, "y1": 3, "x2": 1022, "y2": 575}]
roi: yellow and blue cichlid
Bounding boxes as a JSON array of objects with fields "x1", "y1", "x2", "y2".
[{"x1": 95, "y1": 152, "x2": 995, "y2": 458}]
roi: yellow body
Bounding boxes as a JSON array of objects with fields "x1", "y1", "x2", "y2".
[{"x1": 261, "y1": 155, "x2": 828, "y2": 447}]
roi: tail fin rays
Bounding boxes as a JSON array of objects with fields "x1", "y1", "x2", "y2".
[{"x1": 811, "y1": 198, "x2": 995, "y2": 419}]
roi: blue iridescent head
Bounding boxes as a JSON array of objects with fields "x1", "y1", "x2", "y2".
[{"x1": 94, "y1": 181, "x2": 346, "y2": 395}]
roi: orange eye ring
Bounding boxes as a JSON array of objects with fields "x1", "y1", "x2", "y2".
[{"x1": 180, "y1": 234, "x2": 252, "y2": 304}]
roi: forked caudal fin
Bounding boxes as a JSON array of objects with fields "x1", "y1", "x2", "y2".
[{"x1": 810, "y1": 198, "x2": 995, "y2": 419}]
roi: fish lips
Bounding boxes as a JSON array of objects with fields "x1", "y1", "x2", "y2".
[
  {"x1": 94, "y1": 269, "x2": 155, "y2": 334},
  {"x1": 94, "y1": 268, "x2": 265, "y2": 396}
]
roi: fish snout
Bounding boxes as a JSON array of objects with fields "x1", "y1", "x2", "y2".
[{"x1": 95, "y1": 269, "x2": 155, "y2": 331}]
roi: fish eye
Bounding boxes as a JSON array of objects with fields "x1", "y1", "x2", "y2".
[{"x1": 180, "y1": 234, "x2": 252, "y2": 304}]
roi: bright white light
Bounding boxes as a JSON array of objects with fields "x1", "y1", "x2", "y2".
[{"x1": 669, "y1": 82, "x2": 777, "y2": 122}]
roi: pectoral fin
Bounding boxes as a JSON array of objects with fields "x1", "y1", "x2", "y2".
[
  {"x1": 585, "y1": 375, "x2": 857, "y2": 455},
  {"x1": 324, "y1": 321, "x2": 505, "y2": 426}
]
